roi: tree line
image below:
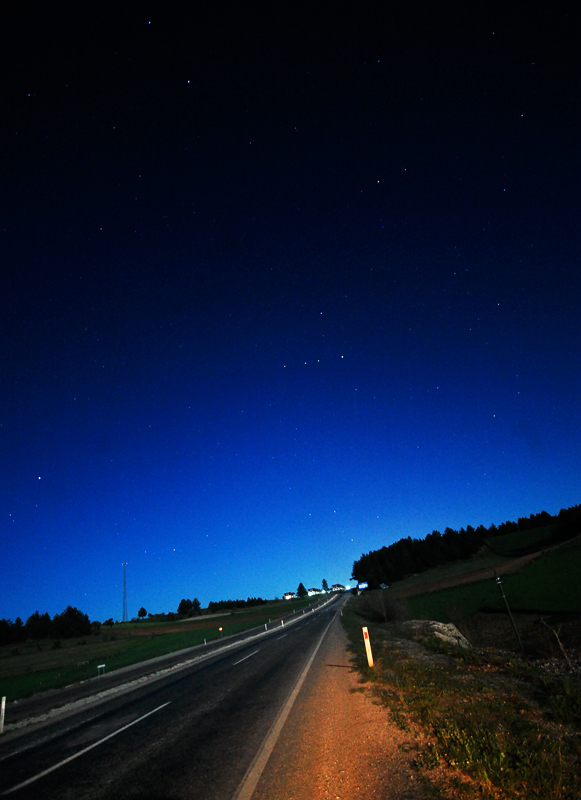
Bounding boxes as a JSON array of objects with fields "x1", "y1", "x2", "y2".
[
  {"x1": 207, "y1": 597, "x2": 267, "y2": 613},
  {"x1": 0, "y1": 606, "x2": 93, "y2": 646},
  {"x1": 351, "y1": 504, "x2": 581, "y2": 588}
]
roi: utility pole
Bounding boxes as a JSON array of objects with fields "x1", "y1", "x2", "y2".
[{"x1": 122, "y1": 563, "x2": 128, "y2": 622}]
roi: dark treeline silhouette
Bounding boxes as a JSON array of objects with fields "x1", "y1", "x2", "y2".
[
  {"x1": 0, "y1": 606, "x2": 92, "y2": 646},
  {"x1": 177, "y1": 598, "x2": 202, "y2": 616},
  {"x1": 352, "y1": 505, "x2": 581, "y2": 588},
  {"x1": 208, "y1": 597, "x2": 267, "y2": 613}
]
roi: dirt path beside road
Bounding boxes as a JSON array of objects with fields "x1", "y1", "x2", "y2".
[{"x1": 252, "y1": 613, "x2": 424, "y2": 800}]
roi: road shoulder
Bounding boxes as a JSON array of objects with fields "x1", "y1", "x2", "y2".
[{"x1": 252, "y1": 610, "x2": 426, "y2": 799}]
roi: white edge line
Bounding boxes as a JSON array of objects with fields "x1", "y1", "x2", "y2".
[
  {"x1": 232, "y1": 650, "x2": 260, "y2": 666},
  {"x1": 1, "y1": 702, "x2": 171, "y2": 796},
  {"x1": 231, "y1": 610, "x2": 338, "y2": 800}
]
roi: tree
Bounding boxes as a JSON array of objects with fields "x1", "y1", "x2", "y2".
[
  {"x1": 322, "y1": 578, "x2": 329, "y2": 592},
  {"x1": 25, "y1": 611, "x2": 51, "y2": 639},
  {"x1": 178, "y1": 598, "x2": 193, "y2": 615},
  {"x1": 51, "y1": 606, "x2": 91, "y2": 639},
  {"x1": 297, "y1": 582, "x2": 308, "y2": 598},
  {"x1": 191, "y1": 598, "x2": 201, "y2": 615},
  {"x1": 0, "y1": 618, "x2": 27, "y2": 645},
  {"x1": 138, "y1": 607, "x2": 147, "y2": 619}
]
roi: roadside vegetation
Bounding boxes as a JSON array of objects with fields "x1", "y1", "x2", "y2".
[
  {"x1": 0, "y1": 595, "x2": 321, "y2": 701},
  {"x1": 343, "y1": 526, "x2": 581, "y2": 799},
  {"x1": 344, "y1": 597, "x2": 581, "y2": 799}
]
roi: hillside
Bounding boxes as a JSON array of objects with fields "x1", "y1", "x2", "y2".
[
  {"x1": 358, "y1": 528, "x2": 581, "y2": 661},
  {"x1": 352, "y1": 504, "x2": 581, "y2": 589}
]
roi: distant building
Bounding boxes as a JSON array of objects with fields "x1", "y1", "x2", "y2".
[
  {"x1": 283, "y1": 592, "x2": 296, "y2": 600},
  {"x1": 307, "y1": 587, "x2": 323, "y2": 596},
  {"x1": 331, "y1": 584, "x2": 346, "y2": 592}
]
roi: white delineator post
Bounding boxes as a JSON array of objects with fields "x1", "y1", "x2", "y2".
[
  {"x1": 362, "y1": 627, "x2": 374, "y2": 667},
  {"x1": 0, "y1": 696, "x2": 6, "y2": 735}
]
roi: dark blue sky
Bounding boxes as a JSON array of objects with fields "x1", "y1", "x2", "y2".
[{"x1": 2, "y1": 3, "x2": 579, "y2": 622}]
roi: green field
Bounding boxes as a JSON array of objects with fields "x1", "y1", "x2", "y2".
[
  {"x1": 0, "y1": 596, "x2": 323, "y2": 701},
  {"x1": 484, "y1": 523, "x2": 560, "y2": 556},
  {"x1": 390, "y1": 548, "x2": 512, "y2": 593},
  {"x1": 407, "y1": 539, "x2": 581, "y2": 621}
]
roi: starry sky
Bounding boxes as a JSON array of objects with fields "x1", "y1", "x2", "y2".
[{"x1": 2, "y1": 3, "x2": 579, "y2": 623}]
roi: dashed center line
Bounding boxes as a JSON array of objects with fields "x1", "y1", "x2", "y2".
[
  {"x1": 233, "y1": 650, "x2": 260, "y2": 666},
  {"x1": 1, "y1": 702, "x2": 171, "y2": 796}
]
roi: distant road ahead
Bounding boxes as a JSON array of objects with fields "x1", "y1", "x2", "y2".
[{"x1": 0, "y1": 595, "x2": 344, "y2": 800}]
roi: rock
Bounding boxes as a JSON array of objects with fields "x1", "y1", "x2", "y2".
[{"x1": 400, "y1": 620, "x2": 472, "y2": 649}]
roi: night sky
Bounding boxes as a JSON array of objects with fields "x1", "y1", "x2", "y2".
[{"x1": 2, "y1": 4, "x2": 579, "y2": 623}]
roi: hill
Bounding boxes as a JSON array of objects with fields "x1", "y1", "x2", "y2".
[{"x1": 352, "y1": 504, "x2": 581, "y2": 588}]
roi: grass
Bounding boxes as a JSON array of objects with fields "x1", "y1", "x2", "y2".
[
  {"x1": 484, "y1": 524, "x2": 568, "y2": 557},
  {"x1": 406, "y1": 542, "x2": 581, "y2": 620},
  {"x1": 389, "y1": 527, "x2": 580, "y2": 604},
  {"x1": 343, "y1": 596, "x2": 581, "y2": 799},
  {"x1": 492, "y1": 544, "x2": 581, "y2": 614},
  {"x1": 390, "y1": 550, "x2": 512, "y2": 593},
  {"x1": 406, "y1": 581, "x2": 501, "y2": 622},
  {"x1": 0, "y1": 596, "x2": 322, "y2": 701}
]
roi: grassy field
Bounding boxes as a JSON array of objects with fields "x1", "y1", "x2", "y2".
[
  {"x1": 343, "y1": 595, "x2": 581, "y2": 799},
  {"x1": 406, "y1": 539, "x2": 581, "y2": 620},
  {"x1": 484, "y1": 523, "x2": 560, "y2": 556},
  {"x1": 387, "y1": 525, "x2": 573, "y2": 601},
  {"x1": 0, "y1": 596, "x2": 322, "y2": 701},
  {"x1": 389, "y1": 549, "x2": 513, "y2": 593}
]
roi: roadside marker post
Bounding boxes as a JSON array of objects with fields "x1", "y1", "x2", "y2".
[
  {"x1": 97, "y1": 664, "x2": 106, "y2": 677},
  {"x1": 1, "y1": 696, "x2": 5, "y2": 735},
  {"x1": 362, "y1": 627, "x2": 374, "y2": 668}
]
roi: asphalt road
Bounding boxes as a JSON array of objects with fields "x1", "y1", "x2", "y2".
[{"x1": 0, "y1": 595, "x2": 345, "y2": 800}]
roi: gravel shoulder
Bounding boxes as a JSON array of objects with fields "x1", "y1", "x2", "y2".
[{"x1": 252, "y1": 612, "x2": 426, "y2": 800}]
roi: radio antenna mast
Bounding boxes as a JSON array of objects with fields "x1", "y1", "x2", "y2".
[{"x1": 122, "y1": 563, "x2": 128, "y2": 622}]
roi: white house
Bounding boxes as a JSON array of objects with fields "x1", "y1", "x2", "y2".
[
  {"x1": 307, "y1": 587, "x2": 323, "y2": 596},
  {"x1": 331, "y1": 583, "x2": 346, "y2": 592},
  {"x1": 283, "y1": 592, "x2": 296, "y2": 600}
]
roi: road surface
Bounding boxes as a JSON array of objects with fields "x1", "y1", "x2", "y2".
[{"x1": 0, "y1": 595, "x2": 345, "y2": 799}]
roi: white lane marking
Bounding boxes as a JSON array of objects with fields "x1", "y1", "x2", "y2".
[
  {"x1": 2, "y1": 597, "x2": 340, "y2": 736},
  {"x1": 232, "y1": 612, "x2": 337, "y2": 800},
  {"x1": 276, "y1": 635, "x2": 287, "y2": 640},
  {"x1": 233, "y1": 650, "x2": 260, "y2": 666},
  {"x1": 1, "y1": 702, "x2": 171, "y2": 796}
]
